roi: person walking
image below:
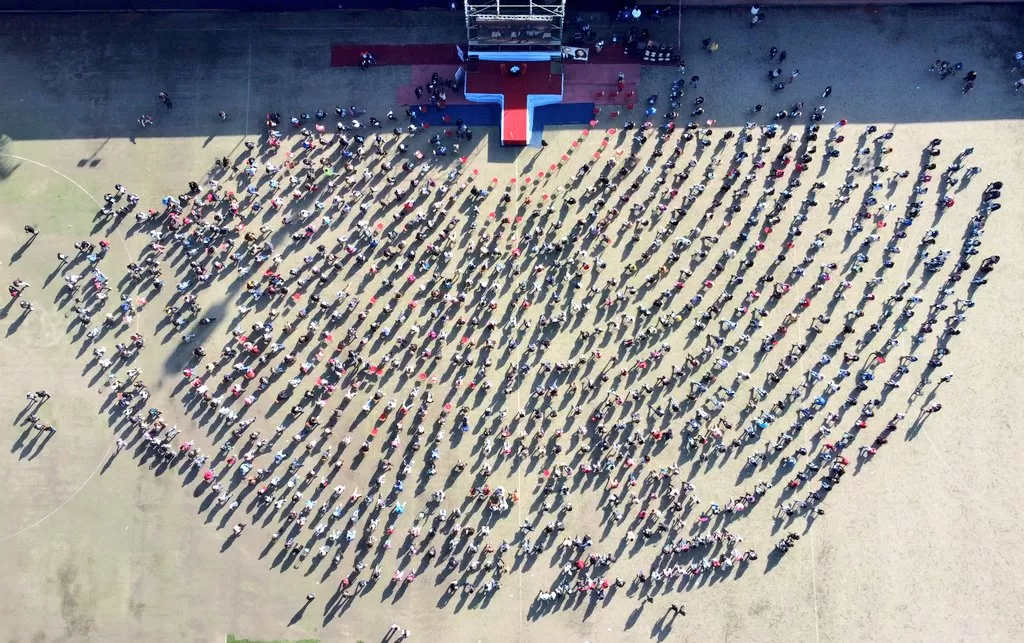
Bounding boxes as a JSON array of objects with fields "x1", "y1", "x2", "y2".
[{"x1": 750, "y1": 4, "x2": 763, "y2": 27}]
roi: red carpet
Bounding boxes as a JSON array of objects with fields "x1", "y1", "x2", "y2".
[
  {"x1": 330, "y1": 44, "x2": 462, "y2": 68},
  {"x1": 561, "y1": 63, "x2": 641, "y2": 105},
  {"x1": 396, "y1": 66, "x2": 472, "y2": 105}
]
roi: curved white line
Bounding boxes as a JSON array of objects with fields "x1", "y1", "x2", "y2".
[
  {"x1": 0, "y1": 152, "x2": 142, "y2": 326},
  {"x1": 0, "y1": 443, "x2": 115, "y2": 543},
  {"x1": 0, "y1": 152, "x2": 139, "y2": 539},
  {"x1": 0, "y1": 153, "x2": 102, "y2": 206}
]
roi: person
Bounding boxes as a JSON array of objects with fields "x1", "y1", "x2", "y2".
[
  {"x1": 750, "y1": 4, "x2": 762, "y2": 26},
  {"x1": 218, "y1": 111, "x2": 227, "y2": 120},
  {"x1": 24, "y1": 225, "x2": 38, "y2": 236}
]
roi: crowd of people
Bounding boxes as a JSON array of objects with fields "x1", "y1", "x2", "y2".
[{"x1": 11, "y1": 23, "x2": 1003, "y2": 634}]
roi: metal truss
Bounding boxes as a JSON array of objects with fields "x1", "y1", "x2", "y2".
[{"x1": 464, "y1": 0, "x2": 565, "y2": 19}]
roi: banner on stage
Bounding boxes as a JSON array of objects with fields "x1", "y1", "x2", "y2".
[{"x1": 561, "y1": 46, "x2": 589, "y2": 62}]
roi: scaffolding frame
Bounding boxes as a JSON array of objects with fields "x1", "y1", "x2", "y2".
[
  {"x1": 464, "y1": 0, "x2": 565, "y2": 53},
  {"x1": 464, "y1": 0, "x2": 565, "y2": 19}
]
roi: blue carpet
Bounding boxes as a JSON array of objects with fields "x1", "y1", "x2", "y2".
[
  {"x1": 412, "y1": 102, "x2": 595, "y2": 146},
  {"x1": 412, "y1": 103, "x2": 500, "y2": 128},
  {"x1": 530, "y1": 102, "x2": 596, "y2": 146}
]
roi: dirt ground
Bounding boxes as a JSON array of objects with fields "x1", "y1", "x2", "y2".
[{"x1": 1, "y1": 5, "x2": 1023, "y2": 643}]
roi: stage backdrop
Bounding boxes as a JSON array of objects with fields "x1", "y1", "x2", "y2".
[{"x1": 468, "y1": 15, "x2": 560, "y2": 47}]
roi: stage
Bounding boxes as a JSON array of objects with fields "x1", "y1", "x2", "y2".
[
  {"x1": 393, "y1": 61, "x2": 639, "y2": 146},
  {"x1": 396, "y1": 64, "x2": 638, "y2": 107},
  {"x1": 463, "y1": 60, "x2": 561, "y2": 146}
]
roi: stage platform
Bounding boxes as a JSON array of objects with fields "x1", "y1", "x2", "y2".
[
  {"x1": 464, "y1": 60, "x2": 562, "y2": 146},
  {"x1": 395, "y1": 62, "x2": 639, "y2": 146},
  {"x1": 396, "y1": 64, "x2": 639, "y2": 107}
]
